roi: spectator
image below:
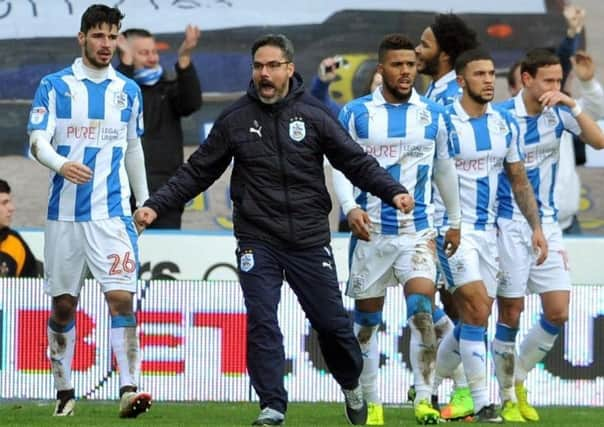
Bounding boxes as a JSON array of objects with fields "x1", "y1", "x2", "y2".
[
  {"x1": 117, "y1": 24, "x2": 202, "y2": 229},
  {"x1": 134, "y1": 33, "x2": 414, "y2": 426},
  {"x1": 0, "y1": 179, "x2": 39, "y2": 277}
]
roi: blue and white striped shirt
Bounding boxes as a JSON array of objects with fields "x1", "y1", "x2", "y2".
[
  {"x1": 425, "y1": 70, "x2": 462, "y2": 106},
  {"x1": 445, "y1": 100, "x2": 523, "y2": 230},
  {"x1": 337, "y1": 87, "x2": 452, "y2": 234},
  {"x1": 27, "y1": 58, "x2": 143, "y2": 221},
  {"x1": 496, "y1": 91, "x2": 581, "y2": 223}
]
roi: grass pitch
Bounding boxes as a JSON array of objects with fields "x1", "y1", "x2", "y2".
[{"x1": 0, "y1": 401, "x2": 601, "y2": 426}]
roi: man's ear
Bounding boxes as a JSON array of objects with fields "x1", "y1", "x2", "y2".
[{"x1": 77, "y1": 31, "x2": 85, "y2": 48}]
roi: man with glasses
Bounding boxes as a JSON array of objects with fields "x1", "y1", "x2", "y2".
[{"x1": 134, "y1": 33, "x2": 414, "y2": 426}]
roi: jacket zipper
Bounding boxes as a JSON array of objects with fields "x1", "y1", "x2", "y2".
[{"x1": 274, "y1": 112, "x2": 295, "y2": 241}]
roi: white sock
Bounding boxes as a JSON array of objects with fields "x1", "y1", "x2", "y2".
[
  {"x1": 516, "y1": 315, "x2": 560, "y2": 382},
  {"x1": 492, "y1": 323, "x2": 518, "y2": 402},
  {"x1": 433, "y1": 308, "x2": 454, "y2": 345},
  {"x1": 435, "y1": 325, "x2": 462, "y2": 381},
  {"x1": 354, "y1": 322, "x2": 380, "y2": 404},
  {"x1": 47, "y1": 319, "x2": 76, "y2": 392},
  {"x1": 459, "y1": 324, "x2": 488, "y2": 411},
  {"x1": 110, "y1": 315, "x2": 140, "y2": 389},
  {"x1": 409, "y1": 312, "x2": 436, "y2": 403}
]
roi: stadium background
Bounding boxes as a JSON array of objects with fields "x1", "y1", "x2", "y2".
[{"x1": 0, "y1": 0, "x2": 603, "y2": 406}]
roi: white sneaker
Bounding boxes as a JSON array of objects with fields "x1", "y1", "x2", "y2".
[
  {"x1": 251, "y1": 407, "x2": 285, "y2": 426},
  {"x1": 118, "y1": 391, "x2": 152, "y2": 418}
]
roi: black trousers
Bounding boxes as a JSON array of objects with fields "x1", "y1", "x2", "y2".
[{"x1": 236, "y1": 240, "x2": 362, "y2": 414}]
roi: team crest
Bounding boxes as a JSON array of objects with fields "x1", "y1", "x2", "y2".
[
  {"x1": 113, "y1": 91, "x2": 127, "y2": 109},
  {"x1": 29, "y1": 106, "x2": 47, "y2": 125},
  {"x1": 492, "y1": 117, "x2": 508, "y2": 135},
  {"x1": 289, "y1": 117, "x2": 306, "y2": 142},
  {"x1": 240, "y1": 252, "x2": 255, "y2": 272},
  {"x1": 543, "y1": 109, "x2": 558, "y2": 127},
  {"x1": 417, "y1": 108, "x2": 431, "y2": 126}
]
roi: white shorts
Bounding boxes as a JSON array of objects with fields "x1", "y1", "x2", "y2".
[
  {"x1": 44, "y1": 218, "x2": 139, "y2": 297},
  {"x1": 346, "y1": 228, "x2": 437, "y2": 299},
  {"x1": 437, "y1": 227, "x2": 499, "y2": 298},
  {"x1": 497, "y1": 219, "x2": 571, "y2": 298}
]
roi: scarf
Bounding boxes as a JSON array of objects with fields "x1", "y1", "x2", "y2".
[{"x1": 133, "y1": 65, "x2": 163, "y2": 86}]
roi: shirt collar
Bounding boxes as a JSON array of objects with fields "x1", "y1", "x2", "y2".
[
  {"x1": 433, "y1": 69, "x2": 457, "y2": 89},
  {"x1": 72, "y1": 57, "x2": 118, "y2": 81},
  {"x1": 372, "y1": 86, "x2": 422, "y2": 107},
  {"x1": 453, "y1": 99, "x2": 495, "y2": 122},
  {"x1": 513, "y1": 90, "x2": 530, "y2": 117}
]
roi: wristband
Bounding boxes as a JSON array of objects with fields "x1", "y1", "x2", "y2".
[{"x1": 571, "y1": 103, "x2": 582, "y2": 117}]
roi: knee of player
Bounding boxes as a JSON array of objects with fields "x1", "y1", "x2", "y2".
[
  {"x1": 544, "y1": 309, "x2": 568, "y2": 327},
  {"x1": 105, "y1": 291, "x2": 135, "y2": 316},
  {"x1": 497, "y1": 299, "x2": 524, "y2": 327},
  {"x1": 463, "y1": 303, "x2": 491, "y2": 325},
  {"x1": 51, "y1": 295, "x2": 78, "y2": 323}
]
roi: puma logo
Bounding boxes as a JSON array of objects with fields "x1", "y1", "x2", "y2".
[
  {"x1": 249, "y1": 125, "x2": 262, "y2": 138},
  {"x1": 322, "y1": 261, "x2": 333, "y2": 270}
]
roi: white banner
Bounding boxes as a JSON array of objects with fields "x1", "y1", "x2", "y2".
[
  {"x1": 0, "y1": 1, "x2": 547, "y2": 40},
  {"x1": 0, "y1": 278, "x2": 602, "y2": 404}
]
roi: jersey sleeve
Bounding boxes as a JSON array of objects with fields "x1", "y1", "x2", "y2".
[
  {"x1": 557, "y1": 105, "x2": 581, "y2": 137},
  {"x1": 127, "y1": 85, "x2": 144, "y2": 139},
  {"x1": 435, "y1": 111, "x2": 453, "y2": 160},
  {"x1": 27, "y1": 78, "x2": 56, "y2": 139}
]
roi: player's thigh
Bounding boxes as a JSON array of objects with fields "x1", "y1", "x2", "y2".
[
  {"x1": 347, "y1": 234, "x2": 399, "y2": 299},
  {"x1": 81, "y1": 217, "x2": 139, "y2": 293},
  {"x1": 440, "y1": 232, "x2": 483, "y2": 294},
  {"x1": 497, "y1": 219, "x2": 531, "y2": 298},
  {"x1": 529, "y1": 225, "x2": 571, "y2": 295},
  {"x1": 44, "y1": 220, "x2": 87, "y2": 297},
  {"x1": 477, "y1": 229, "x2": 500, "y2": 298},
  {"x1": 394, "y1": 229, "x2": 437, "y2": 292}
]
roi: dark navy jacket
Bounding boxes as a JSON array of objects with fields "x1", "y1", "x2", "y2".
[{"x1": 145, "y1": 73, "x2": 407, "y2": 249}]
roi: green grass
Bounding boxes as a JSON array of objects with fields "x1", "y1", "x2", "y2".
[{"x1": 0, "y1": 401, "x2": 601, "y2": 426}]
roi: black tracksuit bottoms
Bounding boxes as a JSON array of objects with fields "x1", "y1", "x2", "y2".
[{"x1": 236, "y1": 239, "x2": 362, "y2": 414}]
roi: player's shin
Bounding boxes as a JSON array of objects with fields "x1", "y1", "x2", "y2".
[
  {"x1": 353, "y1": 310, "x2": 381, "y2": 404},
  {"x1": 110, "y1": 314, "x2": 140, "y2": 389},
  {"x1": 48, "y1": 318, "x2": 76, "y2": 392}
]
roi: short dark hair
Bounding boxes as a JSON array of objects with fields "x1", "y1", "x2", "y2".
[
  {"x1": 431, "y1": 14, "x2": 479, "y2": 68},
  {"x1": 378, "y1": 34, "x2": 416, "y2": 62},
  {"x1": 122, "y1": 28, "x2": 153, "y2": 39},
  {"x1": 520, "y1": 48, "x2": 560, "y2": 78},
  {"x1": 0, "y1": 179, "x2": 10, "y2": 194},
  {"x1": 455, "y1": 48, "x2": 493, "y2": 74},
  {"x1": 80, "y1": 4, "x2": 124, "y2": 34},
  {"x1": 251, "y1": 34, "x2": 294, "y2": 62}
]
